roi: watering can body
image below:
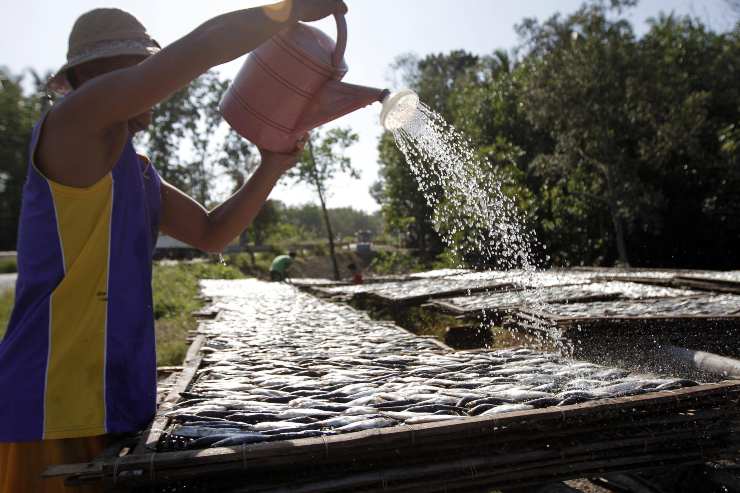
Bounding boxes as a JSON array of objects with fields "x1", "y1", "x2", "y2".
[{"x1": 220, "y1": 14, "x2": 389, "y2": 153}]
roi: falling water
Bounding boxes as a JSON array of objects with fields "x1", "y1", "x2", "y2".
[
  {"x1": 381, "y1": 90, "x2": 555, "y2": 343},
  {"x1": 383, "y1": 91, "x2": 538, "y2": 273}
]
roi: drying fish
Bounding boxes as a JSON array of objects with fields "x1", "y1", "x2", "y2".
[
  {"x1": 160, "y1": 279, "x2": 702, "y2": 452},
  {"x1": 404, "y1": 415, "x2": 463, "y2": 424},
  {"x1": 492, "y1": 389, "x2": 554, "y2": 403},
  {"x1": 210, "y1": 433, "x2": 269, "y2": 447},
  {"x1": 336, "y1": 418, "x2": 398, "y2": 433},
  {"x1": 480, "y1": 403, "x2": 534, "y2": 415}
]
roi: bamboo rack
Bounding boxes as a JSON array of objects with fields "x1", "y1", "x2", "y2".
[
  {"x1": 133, "y1": 333, "x2": 206, "y2": 455},
  {"x1": 44, "y1": 381, "x2": 740, "y2": 491},
  {"x1": 509, "y1": 307, "x2": 740, "y2": 358}
]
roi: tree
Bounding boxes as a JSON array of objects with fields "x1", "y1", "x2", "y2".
[
  {"x1": 289, "y1": 127, "x2": 359, "y2": 280},
  {"x1": 373, "y1": 51, "x2": 479, "y2": 260},
  {"x1": 517, "y1": 1, "x2": 642, "y2": 265},
  {"x1": 0, "y1": 68, "x2": 51, "y2": 250},
  {"x1": 249, "y1": 199, "x2": 283, "y2": 247},
  {"x1": 137, "y1": 70, "x2": 253, "y2": 208}
]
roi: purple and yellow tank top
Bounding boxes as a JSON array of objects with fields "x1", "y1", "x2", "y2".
[{"x1": 0, "y1": 114, "x2": 161, "y2": 441}]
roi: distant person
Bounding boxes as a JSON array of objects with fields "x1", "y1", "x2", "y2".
[
  {"x1": 0, "y1": 2, "x2": 347, "y2": 492},
  {"x1": 347, "y1": 262, "x2": 364, "y2": 284},
  {"x1": 270, "y1": 251, "x2": 297, "y2": 282}
]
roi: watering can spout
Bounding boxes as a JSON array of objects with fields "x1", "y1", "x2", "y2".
[{"x1": 295, "y1": 81, "x2": 390, "y2": 134}]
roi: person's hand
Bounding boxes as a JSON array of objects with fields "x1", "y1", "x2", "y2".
[
  {"x1": 294, "y1": 0, "x2": 348, "y2": 22},
  {"x1": 258, "y1": 135, "x2": 308, "y2": 174}
]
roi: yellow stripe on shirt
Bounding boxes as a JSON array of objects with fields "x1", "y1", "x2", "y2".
[{"x1": 44, "y1": 174, "x2": 112, "y2": 439}]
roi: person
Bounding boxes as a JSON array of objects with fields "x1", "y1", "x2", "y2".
[
  {"x1": 347, "y1": 262, "x2": 363, "y2": 284},
  {"x1": 0, "y1": 2, "x2": 347, "y2": 492},
  {"x1": 270, "y1": 251, "x2": 297, "y2": 282}
]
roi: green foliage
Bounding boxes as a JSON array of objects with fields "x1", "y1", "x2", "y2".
[
  {"x1": 374, "y1": 131, "x2": 442, "y2": 259},
  {"x1": 152, "y1": 261, "x2": 241, "y2": 319},
  {"x1": 515, "y1": 5, "x2": 740, "y2": 267},
  {"x1": 0, "y1": 68, "x2": 51, "y2": 250},
  {"x1": 373, "y1": 3, "x2": 740, "y2": 268},
  {"x1": 279, "y1": 202, "x2": 383, "y2": 240},
  {"x1": 152, "y1": 261, "x2": 243, "y2": 365},
  {"x1": 226, "y1": 252, "x2": 274, "y2": 277},
  {"x1": 137, "y1": 71, "x2": 255, "y2": 207},
  {"x1": 374, "y1": 52, "x2": 481, "y2": 259},
  {"x1": 246, "y1": 199, "x2": 283, "y2": 247},
  {"x1": 287, "y1": 127, "x2": 360, "y2": 280},
  {"x1": 0, "y1": 258, "x2": 17, "y2": 274},
  {"x1": 288, "y1": 127, "x2": 360, "y2": 196},
  {"x1": 369, "y1": 251, "x2": 424, "y2": 275}
]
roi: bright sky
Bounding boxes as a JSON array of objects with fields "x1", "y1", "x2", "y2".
[{"x1": 1, "y1": 1, "x2": 735, "y2": 212}]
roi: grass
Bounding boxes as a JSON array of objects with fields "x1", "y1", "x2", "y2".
[
  {"x1": 0, "y1": 289, "x2": 13, "y2": 340},
  {"x1": 153, "y1": 261, "x2": 243, "y2": 366},
  {"x1": 0, "y1": 261, "x2": 244, "y2": 365},
  {"x1": 0, "y1": 258, "x2": 17, "y2": 274}
]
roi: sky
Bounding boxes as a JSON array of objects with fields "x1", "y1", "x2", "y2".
[{"x1": 1, "y1": 1, "x2": 736, "y2": 212}]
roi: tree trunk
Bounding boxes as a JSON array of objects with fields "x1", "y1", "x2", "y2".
[
  {"x1": 306, "y1": 139, "x2": 341, "y2": 281},
  {"x1": 605, "y1": 169, "x2": 630, "y2": 267},
  {"x1": 238, "y1": 230, "x2": 256, "y2": 267},
  {"x1": 319, "y1": 192, "x2": 340, "y2": 281},
  {"x1": 610, "y1": 208, "x2": 630, "y2": 267}
]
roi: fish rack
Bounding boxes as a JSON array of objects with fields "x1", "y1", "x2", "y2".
[
  {"x1": 46, "y1": 278, "x2": 740, "y2": 491},
  {"x1": 429, "y1": 281, "x2": 696, "y2": 323},
  {"x1": 45, "y1": 381, "x2": 740, "y2": 492},
  {"x1": 289, "y1": 278, "x2": 352, "y2": 289},
  {"x1": 672, "y1": 272, "x2": 740, "y2": 295},
  {"x1": 318, "y1": 271, "x2": 600, "y2": 309},
  {"x1": 509, "y1": 295, "x2": 740, "y2": 358},
  {"x1": 591, "y1": 269, "x2": 740, "y2": 295}
]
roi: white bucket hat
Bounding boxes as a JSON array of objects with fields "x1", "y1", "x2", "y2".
[{"x1": 48, "y1": 8, "x2": 160, "y2": 94}]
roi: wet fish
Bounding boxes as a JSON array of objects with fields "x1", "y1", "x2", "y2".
[
  {"x1": 277, "y1": 408, "x2": 338, "y2": 419},
  {"x1": 165, "y1": 279, "x2": 701, "y2": 451},
  {"x1": 491, "y1": 389, "x2": 554, "y2": 403},
  {"x1": 468, "y1": 404, "x2": 496, "y2": 416},
  {"x1": 480, "y1": 403, "x2": 534, "y2": 415},
  {"x1": 404, "y1": 415, "x2": 463, "y2": 424},
  {"x1": 336, "y1": 418, "x2": 398, "y2": 433},
  {"x1": 226, "y1": 413, "x2": 280, "y2": 424},
  {"x1": 210, "y1": 433, "x2": 269, "y2": 447}
]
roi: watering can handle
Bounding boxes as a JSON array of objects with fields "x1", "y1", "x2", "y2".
[{"x1": 332, "y1": 13, "x2": 348, "y2": 68}]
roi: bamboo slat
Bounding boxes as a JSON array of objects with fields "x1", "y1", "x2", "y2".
[{"x1": 132, "y1": 334, "x2": 206, "y2": 455}]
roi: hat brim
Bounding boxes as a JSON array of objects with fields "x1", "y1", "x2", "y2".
[{"x1": 48, "y1": 40, "x2": 160, "y2": 94}]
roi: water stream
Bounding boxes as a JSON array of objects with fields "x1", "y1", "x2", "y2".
[{"x1": 381, "y1": 90, "x2": 553, "y2": 340}]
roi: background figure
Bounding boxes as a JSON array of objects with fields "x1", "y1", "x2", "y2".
[
  {"x1": 347, "y1": 262, "x2": 363, "y2": 284},
  {"x1": 270, "y1": 251, "x2": 297, "y2": 282}
]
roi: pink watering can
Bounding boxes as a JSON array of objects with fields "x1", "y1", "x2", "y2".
[{"x1": 220, "y1": 13, "x2": 390, "y2": 153}]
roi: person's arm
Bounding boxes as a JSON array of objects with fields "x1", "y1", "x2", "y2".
[
  {"x1": 160, "y1": 147, "x2": 301, "y2": 253},
  {"x1": 53, "y1": 1, "x2": 345, "y2": 132}
]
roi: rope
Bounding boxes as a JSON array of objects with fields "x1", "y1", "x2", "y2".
[
  {"x1": 149, "y1": 453, "x2": 156, "y2": 481},
  {"x1": 242, "y1": 443, "x2": 248, "y2": 469}
]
